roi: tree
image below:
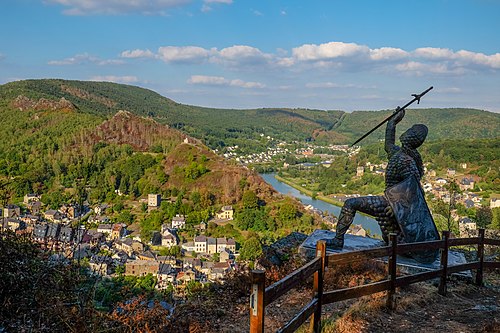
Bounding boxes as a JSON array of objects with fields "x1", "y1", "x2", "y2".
[
  {"x1": 239, "y1": 237, "x2": 262, "y2": 261},
  {"x1": 476, "y1": 206, "x2": 493, "y2": 228},
  {"x1": 242, "y1": 190, "x2": 259, "y2": 209},
  {"x1": 491, "y1": 207, "x2": 500, "y2": 230}
]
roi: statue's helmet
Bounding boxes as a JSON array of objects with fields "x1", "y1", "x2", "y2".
[{"x1": 400, "y1": 124, "x2": 428, "y2": 148}]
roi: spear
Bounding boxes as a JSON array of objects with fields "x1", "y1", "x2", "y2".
[{"x1": 350, "y1": 86, "x2": 433, "y2": 147}]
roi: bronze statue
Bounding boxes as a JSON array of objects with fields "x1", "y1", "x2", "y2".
[{"x1": 328, "y1": 88, "x2": 439, "y2": 262}]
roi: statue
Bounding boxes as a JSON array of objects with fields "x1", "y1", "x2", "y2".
[{"x1": 327, "y1": 87, "x2": 440, "y2": 263}]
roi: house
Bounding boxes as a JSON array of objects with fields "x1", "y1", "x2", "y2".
[
  {"x1": 112, "y1": 250, "x2": 130, "y2": 263},
  {"x1": 20, "y1": 214, "x2": 40, "y2": 226},
  {"x1": 171, "y1": 215, "x2": 186, "y2": 229},
  {"x1": 125, "y1": 260, "x2": 160, "y2": 276},
  {"x1": 181, "y1": 241, "x2": 196, "y2": 252},
  {"x1": 58, "y1": 225, "x2": 74, "y2": 242},
  {"x1": 111, "y1": 223, "x2": 126, "y2": 240},
  {"x1": 216, "y1": 237, "x2": 236, "y2": 254},
  {"x1": 137, "y1": 250, "x2": 156, "y2": 261},
  {"x1": 216, "y1": 238, "x2": 228, "y2": 253},
  {"x1": 3, "y1": 218, "x2": 25, "y2": 232},
  {"x1": 27, "y1": 201, "x2": 42, "y2": 215},
  {"x1": 194, "y1": 236, "x2": 207, "y2": 253},
  {"x1": 464, "y1": 199, "x2": 475, "y2": 209},
  {"x1": 220, "y1": 248, "x2": 231, "y2": 262},
  {"x1": 44, "y1": 210, "x2": 63, "y2": 223},
  {"x1": 148, "y1": 194, "x2": 161, "y2": 208},
  {"x1": 348, "y1": 224, "x2": 366, "y2": 237},
  {"x1": 184, "y1": 258, "x2": 202, "y2": 272},
  {"x1": 97, "y1": 224, "x2": 113, "y2": 237},
  {"x1": 356, "y1": 166, "x2": 364, "y2": 177},
  {"x1": 162, "y1": 234, "x2": 179, "y2": 247},
  {"x1": 216, "y1": 206, "x2": 234, "y2": 220},
  {"x1": 94, "y1": 204, "x2": 108, "y2": 216},
  {"x1": 459, "y1": 217, "x2": 477, "y2": 237},
  {"x1": 46, "y1": 223, "x2": 61, "y2": 240},
  {"x1": 199, "y1": 261, "x2": 214, "y2": 278},
  {"x1": 207, "y1": 237, "x2": 217, "y2": 254},
  {"x1": 226, "y1": 239, "x2": 236, "y2": 253},
  {"x1": 33, "y1": 223, "x2": 49, "y2": 241},
  {"x1": 447, "y1": 168, "x2": 456, "y2": 177},
  {"x1": 177, "y1": 269, "x2": 196, "y2": 284},
  {"x1": 209, "y1": 262, "x2": 231, "y2": 281},
  {"x1": 459, "y1": 177, "x2": 475, "y2": 191},
  {"x1": 491, "y1": 198, "x2": 500, "y2": 209},
  {"x1": 3, "y1": 204, "x2": 21, "y2": 219},
  {"x1": 115, "y1": 238, "x2": 144, "y2": 256},
  {"x1": 89, "y1": 255, "x2": 114, "y2": 276},
  {"x1": 156, "y1": 263, "x2": 176, "y2": 288},
  {"x1": 23, "y1": 193, "x2": 40, "y2": 205}
]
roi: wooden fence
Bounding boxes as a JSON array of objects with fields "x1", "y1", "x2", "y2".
[{"x1": 249, "y1": 229, "x2": 500, "y2": 333}]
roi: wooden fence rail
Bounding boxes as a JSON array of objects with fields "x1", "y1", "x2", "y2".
[{"x1": 249, "y1": 228, "x2": 500, "y2": 333}]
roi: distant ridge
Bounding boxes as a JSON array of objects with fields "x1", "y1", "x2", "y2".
[{"x1": 1, "y1": 79, "x2": 499, "y2": 146}]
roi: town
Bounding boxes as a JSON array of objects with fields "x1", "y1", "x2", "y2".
[{"x1": 2, "y1": 193, "x2": 240, "y2": 295}]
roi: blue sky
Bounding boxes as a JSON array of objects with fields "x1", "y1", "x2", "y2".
[{"x1": 1, "y1": 0, "x2": 499, "y2": 112}]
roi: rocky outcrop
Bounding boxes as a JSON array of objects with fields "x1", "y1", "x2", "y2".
[{"x1": 12, "y1": 95, "x2": 75, "y2": 111}]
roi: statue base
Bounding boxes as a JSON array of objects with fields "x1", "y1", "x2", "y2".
[{"x1": 299, "y1": 230, "x2": 471, "y2": 278}]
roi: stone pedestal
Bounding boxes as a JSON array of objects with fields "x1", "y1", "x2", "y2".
[{"x1": 299, "y1": 230, "x2": 471, "y2": 278}]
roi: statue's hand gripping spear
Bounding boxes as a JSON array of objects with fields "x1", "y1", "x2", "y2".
[{"x1": 351, "y1": 86, "x2": 433, "y2": 147}]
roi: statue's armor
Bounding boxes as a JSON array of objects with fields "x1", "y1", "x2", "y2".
[{"x1": 385, "y1": 147, "x2": 423, "y2": 188}]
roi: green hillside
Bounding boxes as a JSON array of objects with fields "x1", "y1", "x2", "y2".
[
  {"x1": 334, "y1": 108, "x2": 500, "y2": 144},
  {"x1": 0, "y1": 79, "x2": 344, "y2": 149},
  {"x1": 1, "y1": 79, "x2": 499, "y2": 150}
]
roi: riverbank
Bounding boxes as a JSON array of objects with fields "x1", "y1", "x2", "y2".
[{"x1": 274, "y1": 174, "x2": 345, "y2": 207}]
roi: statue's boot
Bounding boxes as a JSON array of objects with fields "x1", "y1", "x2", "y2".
[{"x1": 329, "y1": 206, "x2": 355, "y2": 249}]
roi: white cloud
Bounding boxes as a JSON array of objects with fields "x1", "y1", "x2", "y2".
[
  {"x1": 188, "y1": 75, "x2": 265, "y2": 88},
  {"x1": 229, "y1": 79, "x2": 265, "y2": 88},
  {"x1": 120, "y1": 49, "x2": 155, "y2": 59},
  {"x1": 48, "y1": 53, "x2": 124, "y2": 66},
  {"x1": 46, "y1": 0, "x2": 191, "y2": 15},
  {"x1": 188, "y1": 75, "x2": 227, "y2": 85},
  {"x1": 370, "y1": 47, "x2": 408, "y2": 61},
  {"x1": 215, "y1": 45, "x2": 272, "y2": 66},
  {"x1": 292, "y1": 42, "x2": 369, "y2": 61},
  {"x1": 157, "y1": 46, "x2": 210, "y2": 63},
  {"x1": 119, "y1": 41, "x2": 500, "y2": 77},
  {"x1": 90, "y1": 75, "x2": 139, "y2": 83},
  {"x1": 306, "y1": 82, "x2": 356, "y2": 89},
  {"x1": 455, "y1": 50, "x2": 500, "y2": 69},
  {"x1": 413, "y1": 47, "x2": 455, "y2": 60}
]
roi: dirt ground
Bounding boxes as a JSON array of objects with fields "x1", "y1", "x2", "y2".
[
  {"x1": 330, "y1": 279, "x2": 500, "y2": 333},
  {"x1": 261, "y1": 273, "x2": 500, "y2": 333}
]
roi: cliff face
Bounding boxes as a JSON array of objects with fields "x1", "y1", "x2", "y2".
[{"x1": 88, "y1": 110, "x2": 184, "y2": 152}]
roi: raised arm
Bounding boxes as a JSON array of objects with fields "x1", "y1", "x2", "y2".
[{"x1": 385, "y1": 108, "x2": 405, "y2": 155}]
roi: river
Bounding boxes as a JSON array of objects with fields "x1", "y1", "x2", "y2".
[{"x1": 260, "y1": 173, "x2": 382, "y2": 237}]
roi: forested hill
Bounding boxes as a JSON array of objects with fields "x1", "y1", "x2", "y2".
[{"x1": 1, "y1": 79, "x2": 499, "y2": 148}]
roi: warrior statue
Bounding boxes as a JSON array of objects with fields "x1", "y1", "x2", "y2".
[{"x1": 328, "y1": 105, "x2": 440, "y2": 262}]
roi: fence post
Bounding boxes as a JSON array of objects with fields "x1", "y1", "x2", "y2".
[
  {"x1": 476, "y1": 228, "x2": 485, "y2": 286},
  {"x1": 438, "y1": 230, "x2": 450, "y2": 295},
  {"x1": 310, "y1": 240, "x2": 326, "y2": 333},
  {"x1": 250, "y1": 270, "x2": 265, "y2": 333},
  {"x1": 386, "y1": 233, "x2": 398, "y2": 310}
]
